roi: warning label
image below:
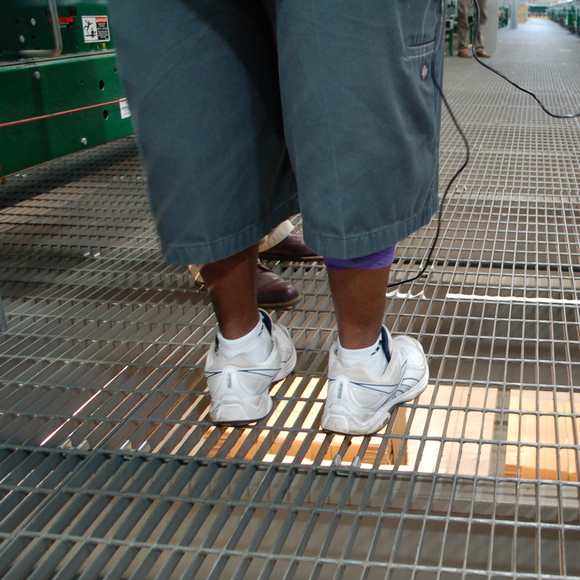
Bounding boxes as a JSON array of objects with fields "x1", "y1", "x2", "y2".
[
  {"x1": 119, "y1": 99, "x2": 132, "y2": 120},
  {"x1": 58, "y1": 16, "x2": 74, "y2": 29},
  {"x1": 82, "y1": 16, "x2": 110, "y2": 43}
]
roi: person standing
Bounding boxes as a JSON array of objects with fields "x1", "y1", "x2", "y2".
[
  {"x1": 109, "y1": 0, "x2": 444, "y2": 436},
  {"x1": 457, "y1": 0, "x2": 491, "y2": 58}
]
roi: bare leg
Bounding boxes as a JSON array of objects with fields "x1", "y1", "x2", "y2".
[
  {"x1": 327, "y1": 266, "x2": 391, "y2": 349},
  {"x1": 200, "y1": 243, "x2": 260, "y2": 339},
  {"x1": 323, "y1": 264, "x2": 430, "y2": 435}
]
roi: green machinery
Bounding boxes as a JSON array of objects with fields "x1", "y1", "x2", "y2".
[{"x1": 0, "y1": 0, "x2": 133, "y2": 179}]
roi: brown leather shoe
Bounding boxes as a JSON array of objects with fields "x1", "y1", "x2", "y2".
[
  {"x1": 475, "y1": 48, "x2": 491, "y2": 58},
  {"x1": 192, "y1": 262, "x2": 301, "y2": 310},
  {"x1": 457, "y1": 49, "x2": 472, "y2": 58},
  {"x1": 255, "y1": 262, "x2": 301, "y2": 309},
  {"x1": 260, "y1": 230, "x2": 321, "y2": 261}
]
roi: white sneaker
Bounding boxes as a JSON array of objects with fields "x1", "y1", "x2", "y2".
[
  {"x1": 321, "y1": 327, "x2": 429, "y2": 435},
  {"x1": 205, "y1": 310, "x2": 297, "y2": 425}
]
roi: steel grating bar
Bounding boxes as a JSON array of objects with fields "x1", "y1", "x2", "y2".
[
  {"x1": 2, "y1": 16, "x2": 580, "y2": 580},
  {"x1": 0, "y1": 456, "x2": 576, "y2": 577},
  {"x1": 0, "y1": 453, "x2": 578, "y2": 577}
]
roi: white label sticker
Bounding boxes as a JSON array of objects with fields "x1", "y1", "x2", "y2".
[
  {"x1": 82, "y1": 16, "x2": 110, "y2": 43},
  {"x1": 119, "y1": 99, "x2": 132, "y2": 119}
]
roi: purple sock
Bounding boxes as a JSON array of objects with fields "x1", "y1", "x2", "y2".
[{"x1": 324, "y1": 246, "x2": 396, "y2": 270}]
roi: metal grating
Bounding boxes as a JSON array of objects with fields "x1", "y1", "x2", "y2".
[{"x1": 1, "y1": 17, "x2": 580, "y2": 579}]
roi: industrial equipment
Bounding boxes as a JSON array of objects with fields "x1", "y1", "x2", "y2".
[{"x1": 0, "y1": 0, "x2": 133, "y2": 179}]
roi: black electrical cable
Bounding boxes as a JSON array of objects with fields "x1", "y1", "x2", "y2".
[
  {"x1": 387, "y1": 75, "x2": 470, "y2": 288},
  {"x1": 471, "y1": 0, "x2": 580, "y2": 119},
  {"x1": 388, "y1": 0, "x2": 580, "y2": 288}
]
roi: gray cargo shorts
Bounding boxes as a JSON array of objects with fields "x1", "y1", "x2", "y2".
[{"x1": 109, "y1": 0, "x2": 445, "y2": 264}]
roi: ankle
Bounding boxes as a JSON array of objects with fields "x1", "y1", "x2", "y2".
[
  {"x1": 217, "y1": 312, "x2": 273, "y2": 362},
  {"x1": 338, "y1": 330, "x2": 389, "y2": 376},
  {"x1": 213, "y1": 306, "x2": 261, "y2": 340}
]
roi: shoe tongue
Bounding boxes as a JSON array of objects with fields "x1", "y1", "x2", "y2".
[
  {"x1": 259, "y1": 309, "x2": 273, "y2": 334},
  {"x1": 380, "y1": 327, "x2": 391, "y2": 363}
]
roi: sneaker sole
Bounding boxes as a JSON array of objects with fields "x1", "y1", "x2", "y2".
[
  {"x1": 212, "y1": 328, "x2": 297, "y2": 426},
  {"x1": 321, "y1": 369, "x2": 429, "y2": 436},
  {"x1": 212, "y1": 399, "x2": 273, "y2": 426}
]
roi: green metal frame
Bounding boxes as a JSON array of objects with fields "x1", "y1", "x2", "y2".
[
  {"x1": 0, "y1": 52, "x2": 132, "y2": 178},
  {"x1": 1, "y1": 0, "x2": 113, "y2": 61},
  {"x1": 0, "y1": 1, "x2": 133, "y2": 179}
]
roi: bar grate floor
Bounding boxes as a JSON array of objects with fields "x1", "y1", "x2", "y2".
[{"x1": 1, "y1": 18, "x2": 580, "y2": 579}]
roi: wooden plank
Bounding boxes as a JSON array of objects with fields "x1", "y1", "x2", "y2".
[{"x1": 505, "y1": 390, "x2": 579, "y2": 481}]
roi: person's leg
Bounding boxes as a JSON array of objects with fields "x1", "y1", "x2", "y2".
[
  {"x1": 328, "y1": 267, "x2": 391, "y2": 378},
  {"x1": 108, "y1": 0, "x2": 299, "y2": 266},
  {"x1": 191, "y1": 261, "x2": 301, "y2": 310},
  {"x1": 200, "y1": 244, "x2": 260, "y2": 339},
  {"x1": 190, "y1": 217, "x2": 316, "y2": 311},
  {"x1": 457, "y1": 0, "x2": 471, "y2": 54},
  {"x1": 109, "y1": 0, "x2": 298, "y2": 424},
  {"x1": 325, "y1": 247, "x2": 396, "y2": 376},
  {"x1": 322, "y1": 248, "x2": 429, "y2": 436},
  {"x1": 327, "y1": 267, "x2": 390, "y2": 350},
  {"x1": 274, "y1": 0, "x2": 442, "y2": 434},
  {"x1": 474, "y1": 0, "x2": 489, "y2": 54},
  {"x1": 274, "y1": 0, "x2": 442, "y2": 259}
]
